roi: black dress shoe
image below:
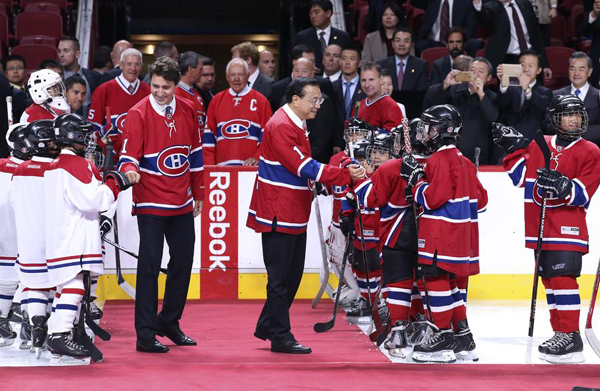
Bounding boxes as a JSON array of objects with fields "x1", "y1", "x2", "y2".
[
  {"x1": 271, "y1": 340, "x2": 312, "y2": 354},
  {"x1": 156, "y1": 326, "x2": 197, "y2": 346},
  {"x1": 253, "y1": 329, "x2": 273, "y2": 341},
  {"x1": 136, "y1": 338, "x2": 170, "y2": 353}
]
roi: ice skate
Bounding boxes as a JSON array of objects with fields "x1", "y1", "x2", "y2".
[
  {"x1": 89, "y1": 301, "x2": 103, "y2": 320},
  {"x1": 538, "y1": 332, "x2": 562, "y2": 361},
  {"x1": 346, "y1": 297, "x2": 372, "y2": 324},
  {"x1": 377, "y1": 297, "x2": 390, "y2": 326},
  {"x1": 384, "y1": 320, "x2": 409, "y2": 358},
  {"x1": 9, "y1": 303, "x2": 23, "y2": 323},
  {"x1": 0, "y1": 310, "x2": 17, "y2": 347},
  {"x1": 411, "y1": 328, "x2": 457, "y2": 364},
  {"x1": 544, "y1": 331, "x2": 585, "y2": 364},
  {"x1": 31, "y1": 315, "x2": 48, "y2": 359},
  {"x1": 19, "y1": 312, "x2": 31, "y2": 350},
  {"x1": 47, "y1": 332, "x2": 91, "y2": 366},
  {"x1": 453, "y1": 320, "x2": 478, "y2": 362},
  {"x1": 406, "y1": 313, "x2": 432, "y2": 346}
]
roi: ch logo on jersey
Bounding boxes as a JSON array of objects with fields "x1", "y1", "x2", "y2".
[
  {"x1": 157, "y1": 145, "x2": 190, "y2": 177},
  {"x1": 222, "y1": 119, "x2": 251, "y2": 139},
  {"x1": 532, "y1": 182, "x2": 567, "y2": 208},
  {"x1": 115, "y1": 113, "x2": 127, "y2": 132}
]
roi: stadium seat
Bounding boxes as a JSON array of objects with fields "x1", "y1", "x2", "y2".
[
  {"x1": 476, "y1": 48, "x2": 485, "y2": 58},
  {"x1": 569, "y1": 4, "x2": 585, "y2": 43},
  {"x1": 15, "y1": 11, "x2": 63, "y2": 43},
  {"x1": 409, "y1": 8, "x2": 424, "y2": 36},
  {"x1": 420, "y1": 47, "x2": 448, "y2": 72},
  {"x1": 24, "y1": 2, "x2": 62, "y2": 16},
  {"x1": 21, "y1": 0, "x2": 69, "y2": 13},
  {"x1": 354, "y1": 5, "x2": 369, "y2": 44},
  {"x1": 550, "y1": 14, "x2": 567, "y2": 47},
  {"x1": 545, "y1": 46, "x2": 575, "y2": 90},
  {"x1": 19, "y1": 34, "x2": 57, "y2": 47},
  {"x1": 0, "y1": 0, "x2": 12, "y2": 13},
  {"x1": 0, "y1": 12, "x2": 8, "y2": 56},
  {"x1": 12, "y1": 44, "x2": 59, "y2": 71}
]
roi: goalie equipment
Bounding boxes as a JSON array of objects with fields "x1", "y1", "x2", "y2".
[
  {"x1": 104, "y1": 170, "x2": 132, "y2": 191},
  {"x1": 416, "y1": 104, "x2": 462, "y2": 154},
  {"x1": 6, "y1": 123, "x2": 33, "y2": 160},
  {"x1": 491, "y1": 122, "x2": 529, "y2": 153},
  {"x1": 367, "y1": 132, "x2": 397, "y2": 168},
  {"x1": 547, "y1": 95, "x2": 588, "y2": 141},
  {"x1": 344, "y1": 118, "x2": 373, "y2": 146},
  {"x1": 26, "y1": 119, "x2": 58, "y2": 157},
  {"x1": 26, "y1": 69, "x2": 70, "y2": 113},
  {"x1": 54, "y1": 113, "x2": 96, "y2": 156},
  {"x1": 536, "y1": 167, "x2": 572, "y2": 199}
]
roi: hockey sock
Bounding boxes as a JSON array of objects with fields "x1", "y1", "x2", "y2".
[
  {"x1": 386, "y1": 279, "x2": 413, "y2": 324},
  {"x1": 542, "y1": 277, "x2": 561, "y2": 332},
  {"x1": 47, "y1": 289, "x2": 56, "y2": 315},
  {"x1": 0, "y1": 280, "x2": 18, "y2": 316},
  {"x1": 418, "y1": 274, "x2": 453, "y2": 330},
  {"x1": 455, "y1": 275, "x2": 469, "y2": 304},
  {"x1": 450, "y1": 278, "x2": 467, "y2": 331},
  {"x1": 409, "y1": 281, "x2": 425, "y2": 320},
  {"x1": 550, "y1": 276, "x2": 580, "y2": 333},
  {"x1": 356, "y1": 269, "x2": 381, "y2": 303},
  {"x1": 48, "y1": 274, "x2": 84, "y2": 334},
  {"x1": 24, "y1": 288, "x2": 51, "y2": 322}
]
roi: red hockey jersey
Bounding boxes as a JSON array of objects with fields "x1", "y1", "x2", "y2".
[
  {"x1": 174, "y1": 81, "x2": 206, "y2": 131},
  {"x1": 412, "y1": 146, "x2": 488, "y2": 276},
  {"x1": 354, "y1": 94, "x2": 403, "y2": 132},
  {"x1": 88, "y1": 76, "x2": 150, "y2": 156},
  {"x1": 19, "y1": 104, "x2": 58, "y2": 123},
  {"x1": 118, "y1": 95, "x2": 204, "y2": 216},
  {"x1": 203, "y1": 87, "x2": 271, "y2": 166},
  {"x1": 504, "y1": 135, "x2": 600, "y2": 253},
  {"x1": 246, "y1": 104, "x2": 351, "y2": 235},
  {"x1": 327, "y1": 151, "x2": 349, "y2": 228},
  {"x1": 341, "y1": 178, "x2": 380, "y2": 251}
]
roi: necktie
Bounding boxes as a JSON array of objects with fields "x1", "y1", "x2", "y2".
[
  {"x1": 165, "y1": 106, "x2": 172, "y2": 119},
  {"x1": 509, "y1": 3, "x2": 528, "y2": 52},
  {"x1": 128, "y1": 84, "x2": 135, "y2": 94},
  {"x1": 439, "y1": 0, "x2": 450, "y2": 44},
  {"x1": 520, "y1": 89, "x2": 526, "y2": 110},
  {"x1": 397, "y1": 61, "x2": 404, "y2": 90},
  {"x1": 575, "y1": 89, "x2": 581, "y2": 98},
  {"x1": 319, "y1": 31, "x2": 326, "y2": 52},
  {"x1": 344, "y1": 81, "x2": 353, "y2": 118}
]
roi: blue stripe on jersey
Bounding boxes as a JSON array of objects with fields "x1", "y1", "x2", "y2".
[
  {"x1": 247, "y1": 210, "x2": 307, "y2": 230},
  {"x1": 190, "y1": 147, "x2": 203, "y2": 169},
  {"x1": 380, "y1": 203, "x2": 408, "y2": 220},
  {"x1": 135, "y1": 200, "x2": 193, "y2": 212},
  {"x1": 298, "y1": 158, "x2": 323, "y2": 181},
  {"x1": 507, "y1": 157, "x2": 526, "y2": 187},
  {"x1": 203, "y1": 129, "x2": 217, "y2": 146},
  {"x1": 419, "y1": 252, "x2": 470, "y2": 264},
  {"x1": 47, "y1": 260, "x2": 103, "y2": 270},
  {"x1": 0, "y1": 294, "x2": 13, "y2": 300},
  {"x1": 354, "y1": 180, "x2": 372, "y2": 207},
  {"x1": 423, "y1": 197, "x2": 472, "y2": 221},
  {"x1": 525, "y1": 238, "x2": 588, "y2": 249},
  {"x1": 258, "y1": 160, "x2": 308, "y2": 189},
  {"x1": 0, "y1": 262, "x2": 15, "y2": 267},
  {"x1": 569, "y1": 180, "x2": 589, "y2": 207},
  {"x1": 415, "y1": 182, "x2": 429, "y2": 210},
  {"x1": 18, "y1": 268, "x2": 48, "y2": 273},
  {"x1": 216, "y1": 120, "x2": 262, "y2": 141},
  {"x1": 340, "y1": 197, "x2": 356, "y2": 213},
  {"x1": 554, "y1": 293, "x2": 581, "y2": 305}
]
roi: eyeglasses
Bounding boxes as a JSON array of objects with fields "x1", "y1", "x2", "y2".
[
  {"x1": 301, "y1": 96, "x2": 324, "y2": 105},
  {"x1": 6, "y1": 66, "x2": 25, "y2": 71}
]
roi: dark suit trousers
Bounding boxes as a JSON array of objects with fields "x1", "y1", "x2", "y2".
[
  {"x1": 135, "y1": 213, "x2": 195, "y2": 341},
  {"x1": 256, "y1": 230, "x2": 307, "y2": 345}
]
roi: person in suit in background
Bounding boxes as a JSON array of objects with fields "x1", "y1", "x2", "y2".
[
  {"x1": 259, "y1": 50, "x2": 277, "y2": 79},
  {"x1": 64, "y1": 75, "x2": 87, "y2": 116},
  {"x1": 551, "y1": 52, "x2": 600, "y2": 146},
  {"x1": 99, "y1": 40, "x2": 133, "y2": 84},
  {"x1": 581, "y1": 0, "x2": 600, "y2": 88},
  {"x1": 362, "y1": 3, "x2": 408, "y2": 63},
  {"x1": 430, "y1": 27, "x2": 466, "y2": 85},
  {"x1": 377, "y1": 27, "x2": 429, "y2": 91},
  {"x1": 322, "y1": 44, "x2": 343, "y2": 82},
  {"x1": 196, "y1": 56, "x2": 216, "y2": 109},
  {"x1": 232, "y1": 41, "x2": 275, "y2": 100},
  {"x1": 293, "y1": 0, "x2": 351, "y2": 75},
  {"x1": 412, "y1": 0, "x2": 476, "y2": 56},
  {"x1": 92, "y1": 46, "x2": 113, "y2": 75},
  {"x1": 496, "y1": 49, "x2": 552, "y2": 141}
]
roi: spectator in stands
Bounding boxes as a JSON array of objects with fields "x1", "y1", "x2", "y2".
[
  {"x1": 333, "y1": 46, "x2": 366, "y2": 123},
  {"x1": 100, "y1": 40, "x2": 133, "y2": 84},
  {"x1": 142, "y1": 41, "x2": 179, "y2": 84},
  {"x1": 203, "y1": 58, "x2": 272, "y2": 166},
  {"x1": 3, "y1": 55, "x2": 27, "y2": 91},
  {"x1": 92, "y1": 46, "x2": 113, "y2": 75},
  {"x1": 472, "y1": 0, "x2": 550, "y2": 79},
  {"x1": 176, "y1": 52, "x2": 206, "y2": 132},
  {"x1": 430, "y1": 27, "x2": 467, "y2": 85},
  {"x1": 496, "y1": 49, "x2": 552, "y2": 141},
  {"x1": 551, "y1": 52, "x2": 600, "y2": 146},
  {"x1": 65, "y1": 75, "x2": 87, "y2": 115},
  {"x1": 356, "y1": 62, "x2": 404, "y2": 131},
  {"x1": 293, "y1": 0, "x2": 351, "y2": 75},
  {"x1": 377, "y1": 27, "x2": 429, "y2": 91},
  {"x1": 231, "y1": 41, "x2": 275, "y2": 100},
  {"x1": 381, "y1": 69, "x2": 407, "y2": 118},
  {"x1": 196, "y1": 56, "x2": 216, "y2": 109},
  {"x1": 532, "y1": 0, "x2": 558, "y2": 47},
  {"x1": 581, "y1": 0, "x2": 600, "y2": 88},
  {"x1": 58, "y1": 36, "x2": 101, "y2": 116},
  {"x1": 39, "y1": 59, "x2": 64, "y2": 79},
  {"x1": 322, "y1": 44, "x2": 342, "y2": 82},
  {"x1": 362, "y1": 3, "x2": 408, "y2": 63},
  {"x1": 259, "y1": 50, "x2": 276, "y2": 79},
  {"x1": 424, "y1": 57, "x2": 499, "y2": 164}
]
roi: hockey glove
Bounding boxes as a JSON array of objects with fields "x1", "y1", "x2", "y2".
[
  {"x1": 339, "y1": 210, "x2": 355, "y2": 237},
  {"x1": 105, "y1": 170, "x2": 132, "y2": 191},
  {"x1": 344, "y1": 191, "x2": 358, "y2": 210},
  {"x1": 99, "y1": 215, "x2": 112, "y2": 240},
  {"x1": 536, "y1": 167, "x2": 572, "y2": 199},
  {"x1": 491, "y1": 122, "x2": 529, "y2": 153},
  {"x1": 314, "y1": 182, "x2": 328, "y2": 196},
  {"x1": 400, "y1": 155, "x2": 425, "y2": 188},
  {"x1": 340, "y1": 156, "x2": 360, "y2": 168}
]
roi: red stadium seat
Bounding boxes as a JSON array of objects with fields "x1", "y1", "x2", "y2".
[
  {"x1": 420, "y1": 47, "x2": 448, "y2": 72},
  {"x1": 409, "y1": 8, "x2": 424, "y2": 36},
  {"x1": 0, "y1": 0, "x2": 12, "y2": 13},
  {"x1": 545, "y1": 46, "x2": 575, "y2": 90},
  {"x1": 354, "y1": 5, "x2": 369, "y2": 44},
  {"x1": 21, "y1": 0, "x2": 69, "y2": 13},
  {"x1": 476, "y1": 48, "x2": 485, "y2": 58},
  {"x1": 0, "y1": 12, "x2": 8, "y2": 54},
  {"x1": 19, "y1": 35, "x2": 57, "y2": 47},
  {"x1": 550, "y1": 14, "x2": 567, "y2": 47},
  {"x1": 24, "y1": 2, "x2": 62, "y2": 16},
  {"x1": 15, "y1": 12, "x2": 63, "y2": 43},
  {"x1": 12, "y1": 44, "x2": 58, "y2": 71},
  {"x1": 569, "y1": 4, "x2": 585, "y2": 42}
]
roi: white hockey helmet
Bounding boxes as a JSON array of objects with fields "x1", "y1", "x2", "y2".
[{"x1": 26, "y1": 69, "x2": 70, "y2": 112}]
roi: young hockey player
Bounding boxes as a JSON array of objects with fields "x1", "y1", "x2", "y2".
[
  {"x1": 494, "y1": 94, "x2": 600, "y2": 364},
  {"x1": 401, "y1": 105, "x2": 488, "y2": 363},
  {"x1": 21, "y1": 69, "x2": 71, "y2": 122}
]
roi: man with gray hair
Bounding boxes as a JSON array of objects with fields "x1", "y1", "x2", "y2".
[
  {"x1": 175, "y1": 51, "x2": 206, "y2": 131},
  {"x1": 89, "y1": 47, "x2": 151, "y2": 157}
]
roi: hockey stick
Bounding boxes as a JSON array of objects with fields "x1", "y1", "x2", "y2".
[
  {"x1": 314, "y1": 233, "x2": 353, "y2": 332},
  {"x1": 474, "y1": 147, "x2": 481, "y2": 176},
  {"x1": 585, "y1": 257, "x2": 600, "y2": 358},
  {"x1": 74, "y1": 272, "x2": 106, "y2": 363},
  {"x1": 6, "y1": 96, "x2": 13, "y2": 127},
  {"x1": 102, "y1": 238, "x2": 168, "y2": 275},
  {"x1": 312, "y1": 185, "x2": 334, "y2": 308},
  {"x1": 526, "y1": 130, "x2": 551, "y2": 363}
]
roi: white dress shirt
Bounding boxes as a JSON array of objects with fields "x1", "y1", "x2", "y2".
[
  {"x1": 571, "y1": 82, "x2": 590, "y2": 102},
  {"x1": 248, "y1": 68, "x2": 260, "y2": 88},
  {"x1": 316, "y1": 24, "x2": 332, "y2": 46}
]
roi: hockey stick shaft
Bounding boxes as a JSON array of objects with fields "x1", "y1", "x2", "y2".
[
  {"x1": 6, "y1": 96, "x2": 13, "y2": 128},
  {"x1": 312, "y1": 186, "x2": 333, "y2": 308},
  {"x1": 102, "y1": 237, "x2": 168, "y2": 275},
  {"x1": 585, "y1": 257, "x2": 600, "y2": 357}
]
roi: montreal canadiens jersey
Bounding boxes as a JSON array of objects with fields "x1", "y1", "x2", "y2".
[
  {"x1": 12, "y1": 156, "x2": 54, "y2": 288},
  {"x1": 118, "y1": 95, "x2": 204, "y2": 216},
  {"x1": 20, "y1": 104, "x2": 58, "y2": 123},
  {"x1": 412, "y1": 145, "x2": 488, "y2": 276},
  {"x1": 341, "y1": 178, "x2": 380, "y2": 251},
  {"x1": 504, "y1": 135, "x2": 600, "y2": 253},
  {"x1": 354, "y1": 94, "x2": 403, "y2": 132},
  {"x1": 0, "y1": 157, "x2": 23, "y2": 283},
  {"x1": 328, "y1": 151, "x2": 349, "y2": 228},
  {"x1": 88, "y1": 76, "x2": 150, "y2": 157},
  {"x1": 174, "y1": 81, "x2": 206, "y2": 132},
  {"x1": 203, "y1": 86, "x2": 272, "y2": 165}
]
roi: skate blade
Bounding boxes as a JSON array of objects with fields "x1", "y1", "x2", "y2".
[
  {"x1": 0, "y1": 338, "x2": 16, "y2": 347},
  {"x1": 387, "y1": 347, "x2": 408, "y2": 359},
  {"x1": 544, "y1": 351, "x2": 585, "y2": 364},
  {"x1": 346, "y1": 315, "x2": 372, "y2": 325},
  {"x1": 19, "y1": 341, "x2": 31, "y2": 350},
  {"x1": 538, "y1": 352, "x2": 547, "y2": 361},
  {"x1": 50, "y1": 354, "x2": 91, "y2": 366},
  {"x1": 411, "y1": 350, "x2": 457, "y2": 364},
  {"x1": 455, "y1": 349, "x2": 479, "y2": 362}
]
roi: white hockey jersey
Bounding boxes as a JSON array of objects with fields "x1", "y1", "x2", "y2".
[{"x1": 0, "y1": 157, "x2": 23, "y2": 283}]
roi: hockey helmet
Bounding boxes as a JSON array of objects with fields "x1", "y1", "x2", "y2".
[
  {"x1": 417, "y1": 104, "x2": 462, "y2": 152},
  {"x1": 344, "y1": 118, "x2": 373, "y2": 144},
  {"x1": 347, "y1": 138, "x2": 371, "y2": 161},
  {"x1": 26, "y1": 69, "x2": 70, "y2": 113},
  {"x1": 547, "y1": 94, "x2": 588, "y2": 141},
  {"x1": 367, "y1": 131, "x2": 397, "y2": 168},
  {"x1": 54, "y1": 113, "x2": 96, "y2": 156},
  {"x1": 6, "y1": 123, "x2": 32, "y2": 160},
  {"x1": 26, "y1": 120, "x2": 58, "y2": 157}
]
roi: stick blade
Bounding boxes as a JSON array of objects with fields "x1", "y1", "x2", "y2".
[
  {"x1": 525, "y1": 336, "x2": 533, "y2": 363},
  {"x1": 314, "y1": 319, "x2": 335, "y2": 333},
  {"x1": 119, "y1": 281, "x2": 136, "y2": 299},
  {"x1": 585, "y1": 327, "x2": 600, "y2": 358}
]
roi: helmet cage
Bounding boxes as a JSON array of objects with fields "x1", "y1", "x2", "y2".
[{"x1": 553, "y1": 109, "x2": 588, "y2": 141}]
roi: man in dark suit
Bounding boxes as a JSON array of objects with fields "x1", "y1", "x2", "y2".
[
  {"x1": 473, "y1": 0, "x2": 550, "y2": 78},
  {"x1": 412, "y1": 0, "x2": 476, "y2": 56},
  {"x1": 99, "y1": 40, "x2": 132, "y2": 85},
  {"x1": 431, "y1": 27, "x2": 467, "y2": 85},
  {"x1": 293, "y1": 0, "x2": 351, "y2": 75},
  {"x1": 424, "y1": 57, "x2": 499, "y2": 164},
  {"x1": 580, "y1": 1, "x2": 600, "y2": 88},
  {"x1": 232, "y1": 41, "x2": 275, "y2": 100},
  {"x1": 551, "y1": 52, "x2": 600, "y2": 146},
  {"x1": 496, "y1": 50, "x2": 553, "y2": 142},
  {"x1": 196, "y1": 56, "x2": 216, "y2": 109},
  {"x1": 377, "y1": 27, "x2": 429, "y2": 91}
]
